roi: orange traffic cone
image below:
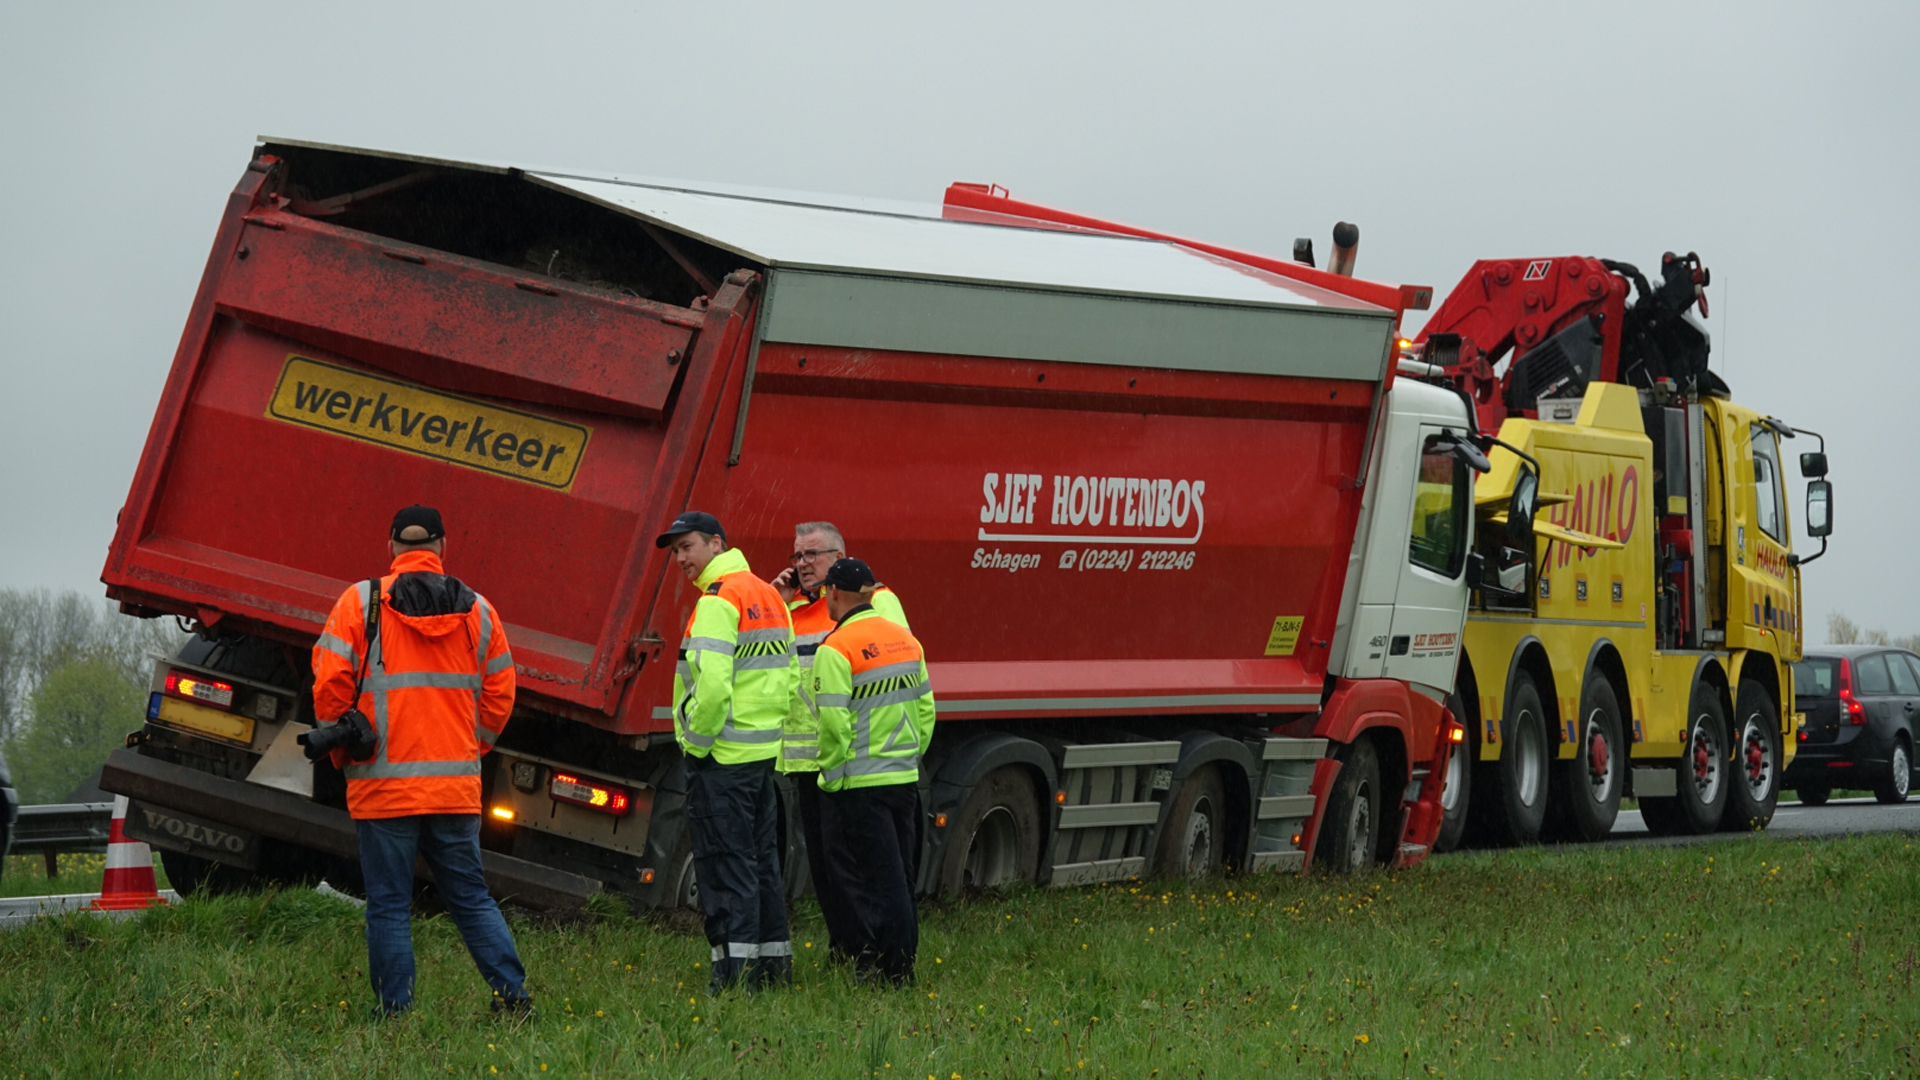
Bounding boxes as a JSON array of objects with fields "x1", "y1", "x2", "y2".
[{"x1": 92, "y1": 795, "x2": 165, "y2": 911}]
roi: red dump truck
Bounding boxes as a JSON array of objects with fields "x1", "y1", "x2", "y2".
[{"x1": 99, "y1": 140, "x2": 1494, "y2": 910}]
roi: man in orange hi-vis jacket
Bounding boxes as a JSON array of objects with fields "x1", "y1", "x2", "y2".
[{"x1": 311, "y1": 505, "x2": 530, "y2": 1020}]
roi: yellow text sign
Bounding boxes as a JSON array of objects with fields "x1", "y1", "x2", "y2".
[
  {"x1": 1264, "y1": 615, "x2": 1305, "y2": 657},
  {"x1": 266, "y1": 356, "x2": 591, "y2": 489}
]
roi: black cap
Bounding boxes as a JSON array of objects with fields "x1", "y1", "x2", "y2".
[
  {"x1": 655, "y1": 511, "x2": 726, "y2": 548},
  {"x1": 390, "y1": 505, "x2": 445, "y2": 543},
  {"x1": 821, "y1": 557, "x2": 876, "y2": 592}
]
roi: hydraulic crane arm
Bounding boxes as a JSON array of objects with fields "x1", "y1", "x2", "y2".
[{"x1": 1416, "y1": 251, "x2": 1717, "y2": 431}]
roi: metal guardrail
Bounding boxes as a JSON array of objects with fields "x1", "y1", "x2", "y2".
[{"x1": 8, "y1": 803, "x2": 113, "y2": 877}]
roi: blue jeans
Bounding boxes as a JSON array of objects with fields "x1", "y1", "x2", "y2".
[{"x1": 356, "y1": 814, "x2": 527, "y2": 1014}]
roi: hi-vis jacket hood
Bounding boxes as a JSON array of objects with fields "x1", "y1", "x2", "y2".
[{"x1": 311, "y1": 549, "x2": 516, "y2": 819}]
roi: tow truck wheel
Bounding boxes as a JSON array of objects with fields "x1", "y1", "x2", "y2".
[
  {"x1": 936, "y1": 767, "x2": 1041, "y2": 897},
  {"x1": 1317, "y1": 738, "x2": 1384, "y2": 873},
  {"x1": 1433, "y1": 691, "x2": 1472, "y2": 854},
  {"x1": 1473, "y1": 671, "x2": 1549, "y2": 846},
  {"x1": 1154, "y1": 765, "x2": 1226, "y2": 879},
  {"x1": 1672, "y1": 683, "x2": 1731, "y2": 834},
  {"x1": 1721, "y1": 681, "x2": 1781, "y2": 830},
  {"x1": 1559, "y1": 677, "x2": 1624, "y2": 842}
]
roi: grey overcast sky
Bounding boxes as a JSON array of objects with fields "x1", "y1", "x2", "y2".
[{"x1": 2, "y1": 2, "x2": 1914, "y2": 639}]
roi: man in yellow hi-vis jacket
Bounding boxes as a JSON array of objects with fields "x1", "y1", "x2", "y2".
[
  {"x1": 812, "y1": 558, "x2": 936, "y2": 986},
  {"x1": 658, "y1": 511, "x2": 795, "y2": 992}
]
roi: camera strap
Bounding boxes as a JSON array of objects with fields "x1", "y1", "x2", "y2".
[{"x1": 352, "y1": 576, "x2": 383, "y2": 701}]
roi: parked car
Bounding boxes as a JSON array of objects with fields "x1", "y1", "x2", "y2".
[
  {"x1": 1786, "y1": 646, "x2": 1920, "y2": 805},
  {"x1": 0, "y1": 746, "x2": 17, "y2": 874}
]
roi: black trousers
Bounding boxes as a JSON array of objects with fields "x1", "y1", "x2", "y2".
[
  {"x1": 793, "y1": 779, "x2": 863, "y2": 958},
  {"x1": 684, "y1": 755, "x2": 791, "y2": 991},
  {"x1": 822, "y1": 783, "x2": 921, "y2": 986}
]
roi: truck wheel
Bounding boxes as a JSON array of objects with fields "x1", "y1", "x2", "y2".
[
  {"x1": 1796, "y1": 783, "x2": 1831, "y2": 807},
  {"x1": 1433, "y1": 691, "x2": 1472, "y2": 854},
  {"x1": 1873, "y1": 737, "x2": 1911, "y2": 804},
  {"x1": 660, "y1": 829, "x2": 700, "y2": 911},
  {"x1": 160, "y1": 848, "x2": 255, "y2": 897},
  {"x1": 1317, "y1": 738, "x2": 1383, "y2": 873},
  {"x1": 1721, "y1": 681, "x2": 1781, "y2": 830},
  {"x1": 1558, "y1": 677, "x2": 1624, "y2": 842},
  {"x1": 936, "y1": 767, "x2": 1041, "y2": 897},
  {"x1": 1473, "y1": 671, "x2": 1549, "y2": 846},
  {"x1": 1637, "y1": 794, "x2": 1684, "y2": 836},
  {"x1": 1672, "y1": 683, "x2": 1730, "y2": 834},
  {"x1": 1154, "y1": 765, "x2": 1227, "y2": 879}
]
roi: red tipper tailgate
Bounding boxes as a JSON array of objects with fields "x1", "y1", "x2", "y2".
[{"x1": 103, "y1": 159, "x2": 747, "y2": 723}]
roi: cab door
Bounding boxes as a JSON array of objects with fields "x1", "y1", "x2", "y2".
[{"x1": 1383, "y1": 429, "x2": 1474, "y2": 696}]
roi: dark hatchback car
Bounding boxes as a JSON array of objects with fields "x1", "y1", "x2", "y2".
[{"x1": 1786, "y1": 646, "x2": 1920, "y2": 805}]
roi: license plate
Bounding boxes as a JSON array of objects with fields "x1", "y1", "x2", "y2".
[{"x1": 155, "y1": 695, "x2": 256, "y2": 745}]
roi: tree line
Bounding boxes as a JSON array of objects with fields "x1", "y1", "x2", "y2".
[
  {"x1": 1826, "y1": 612, "x2": 1920, "y2": 653},
  {"x1": 0, "y1": 590, "x2": 184, "y2": 804}
]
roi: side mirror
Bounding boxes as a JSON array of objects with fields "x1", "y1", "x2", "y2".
[
  {"x1": 1800, "y1": 452, "x2": 1828, "y2": 478},
  {"x1": 1508, "y1": 466, "x2": 1539, "y2": 548},
  {"x1": 1805, "y1": 479, "x2": 1832, "y2": 538}
]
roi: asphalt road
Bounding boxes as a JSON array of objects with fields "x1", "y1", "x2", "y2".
[{"x1": 1605, "y1": 795, "x2": 1920, "y2": 850}]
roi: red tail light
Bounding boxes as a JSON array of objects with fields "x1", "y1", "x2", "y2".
[
  {"x1": 550, "y1": 772, "x2": 632, "y2": 816},
  {"x1": 1837, "y1": 658, "x2": 1867, "y2": 725},
  {"x1": 164, "y1": 669, "x2": 235, "y2": 709}
]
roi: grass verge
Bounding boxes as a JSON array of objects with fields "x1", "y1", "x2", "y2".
[{"x1": 2, "y1": 834, "x2": 1917, "y2": 1078}]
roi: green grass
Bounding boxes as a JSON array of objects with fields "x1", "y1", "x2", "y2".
[
  {"x1": 3, "y1": 835, "x2": 1918, "y2": 1079},
  {"x1": 1, "y1": 853, "x2": 173, "y2": 898}
]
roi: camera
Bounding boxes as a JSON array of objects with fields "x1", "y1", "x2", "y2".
[{"x1": 298, "y1": 710, "x2": 378, "y2": 762}]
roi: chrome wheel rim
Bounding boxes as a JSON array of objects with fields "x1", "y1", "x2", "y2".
[
  {"x1": 1739, "y1": 714, "x2": 1775, "y2": 802},
  {"x1": 1180, "y1": 796, "x2": 1215, "y2": 877},
  {"x1": 1441, "y1": 741, "x2": 1467, "y2": 814},
  {"x1": 1514, "y1": 707, "x2": 1545, "y2": 806},
  {"x1": 1344, "y1": 780, "x2": 1373, "y2": 871},
  {"x1": 1689, "y1": 711, "x2": 1724, "y2": 804},
  {"x1": 1895, "y1": 745, "x2": 1911, "y2": 798},
  {"x1": 1584, "y1": 705, "x2": 1618, "y2": 803}
]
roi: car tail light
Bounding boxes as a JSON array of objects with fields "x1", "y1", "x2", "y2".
[
  {"x1": 1838, "y1": 659, "x2": 1866, "y2": 725},
  {"x1": 550, "y1": 772, "x2": 632, "y2": 816},
  {"x1": 164, "y1": 670, "x2": 234, "y2": 709}
]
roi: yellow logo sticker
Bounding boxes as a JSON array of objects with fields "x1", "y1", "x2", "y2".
[
  {"x1": 266, "y1": 356, "x2": 591, "y2": 489},
  {"x1": 1264, "y1": 615, "x2": 1304, "y2": 657}
]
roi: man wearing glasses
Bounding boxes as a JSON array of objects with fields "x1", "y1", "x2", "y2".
[{"x1": 771, "y1": 522, "x2": 907, "y2": 959}]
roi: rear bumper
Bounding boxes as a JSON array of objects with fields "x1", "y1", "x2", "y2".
[
  {"x1": 1783, "y1": 725, "x2": 1894, "y2": 786},
  {"x1": 100, "y1": 748, "x2": 599, "y2": 913}
]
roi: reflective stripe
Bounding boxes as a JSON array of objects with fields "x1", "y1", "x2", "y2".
[
  {"x1": 345, "y1": 758, "x2": 483, "y2": 780},
  {"x1": 782, "y1": 744, "x2": 819, "y2": 760},
  {"x1": 735, "y1": 654, "x2": 792, "y2": 671},
  {"x1": 851, "y1": 660, "x2": 923, "y2": 687},
  {"x1": 821, "y1": 756, "x2": 918, "y2": 784},
  {"x1": 856, "y1": 683, "x2": 932, "y2": 711},
  {"x1": 685, "y1": 635, "x2": 736, "y2": 656},
  {"x1": 315, "y1": 632, "x2": 355, "y2": 661},
  {"x1": 486, "y1": 651, "x2": 514, "y2": 675},
  {"x1": 759, "y1": 940, "x2": 792, "y2": 958},
  {"x1": 682, "y1": 728, "x2": 718, "y2": 750},
  {"x1": 676, "y1": 661, "x2": 693, "y2": 682},
  {"x1": 718, "y1": 942, "x2": 760, "y2": 959},
  {"x1": 365, "y1": 671, "x2": 483, "y2": 691},
  {"x1": 473, "y1": 600, "x2": 494, "y2": 747},
  {"x1": 736, "y1": 626, "x2": 789, "y2": 646},
  {"x1": 475, "y1": 724, "x2": 501, "y2": 748},
  {"x1": 721, "y1": 723, "x2": 782, "y2": 744},
  {"x1": 815, "y1": 693, "x2": 852, "y2": 710}
]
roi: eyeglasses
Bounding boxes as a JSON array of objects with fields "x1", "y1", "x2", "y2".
[{"x1": 789, "y1": 548, "x2": 843, "y2": 563}]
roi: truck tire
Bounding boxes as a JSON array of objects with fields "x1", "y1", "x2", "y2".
[
  {"x1": 936, "y1": 767, "x2": 1041, "y2": 897},
  {"x1": 1873, "y1": 737, "x2": 1911, "y2": 804},
  {"x1": 1557, "y1": 677, "x2": 1624, "y2": 842},
  {"x1": 1433, "y1": 691, "x2": 1472, "y2": 854},
  {"x1": 1154, "y1": 765, "x2": 1227, "y2": 879},
  {"x1": 1671, "y1": 682, "x2": 1730, "y2": 834},
  {"x1": 1721, "y1": 681, "x2": 1782, "y2": 830},
  {"x1": 1316, "y1": 738, "x2": 1384, "y2": 872},
  {"x1": 159, "y1": 848, "x2": 255, "y2": 898},
  {"x1": 1796, "y1": 783, "x2": 1831, "y2": 807},
  {"x1": 1472, "y1": 671, "x2": 1549, "y2": 846}
]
